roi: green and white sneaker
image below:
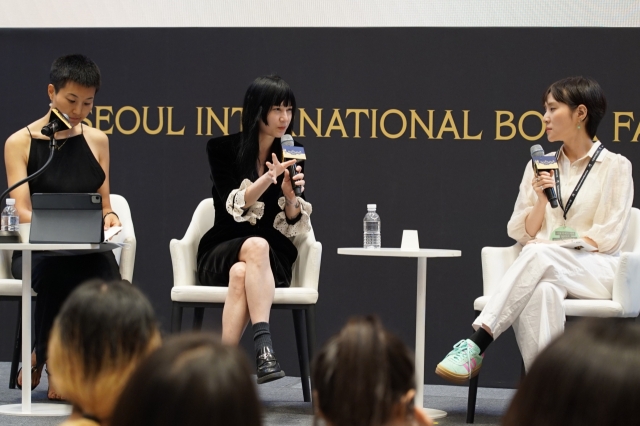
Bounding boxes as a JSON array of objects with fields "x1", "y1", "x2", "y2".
[{"x1": 435, "y1": 339, "x2": 483, "y2": 384}]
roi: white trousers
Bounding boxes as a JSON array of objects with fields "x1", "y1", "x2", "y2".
[{"x1": 473, "y1": 244, "x2": 618, "y2": 370}]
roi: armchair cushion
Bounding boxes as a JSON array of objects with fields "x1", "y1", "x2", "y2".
[{"x1": 171, "y1": 285, "x2": 318, "y2": 305}]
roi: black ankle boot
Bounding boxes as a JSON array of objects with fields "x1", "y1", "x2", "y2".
[{"x1": 256, "y1": 347, "x2": 285, "y2": 384}]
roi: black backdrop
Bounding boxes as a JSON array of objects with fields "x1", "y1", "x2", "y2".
[{"x1": 0, "y1": 28, "x2": 638, "y2": 389}]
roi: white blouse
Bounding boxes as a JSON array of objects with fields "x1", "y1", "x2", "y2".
[{"x1": 507, "y1": 141, "x2": 634, "y2": 255}]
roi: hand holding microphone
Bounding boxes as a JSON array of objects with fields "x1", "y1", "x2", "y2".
[
  {"x1": 530, "y1": 144, "x2": 559, "y2": 208},
  {"x1": 280, "y1": 134, "x2": 306, "y2": 197}
]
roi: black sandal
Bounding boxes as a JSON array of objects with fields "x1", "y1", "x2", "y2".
[{"x1": 16, "y1": 365, "x2": 41, "y2": 391}]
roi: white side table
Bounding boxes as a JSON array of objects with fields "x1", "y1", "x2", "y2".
[
  {"x1": 337, "y1": 248, "x2": 461, "y2": 420},
  {"x1": 0, "y1": 242, "x2": 118, "y2": 417}
]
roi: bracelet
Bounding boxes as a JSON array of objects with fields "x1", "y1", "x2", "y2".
[
  {"x1": 103, "y1": 211, "x2": 119, "y2": 221},
  {"x1": 285, "y1": 197, "x2": 300, "y2": 208}
]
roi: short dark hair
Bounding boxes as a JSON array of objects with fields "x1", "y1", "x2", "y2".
[
  {"x1": 542, "y1": 76, "x2": 607, "y2": 139},
  {"x1": 237, "y1": 75, "x2": 297, "y2": 180},
  {"x1": 312, "y1": 316, "x2": 416, "y2": 426},
  {"x1": 503, "y1": 318, "x2": 640, "y2": 426},
  {"x1": 111, "y1": 333, "x2": 262, "y2": 426},
  {"x1": 50, "y1": 54, "x2": 101, "y2": 92}
]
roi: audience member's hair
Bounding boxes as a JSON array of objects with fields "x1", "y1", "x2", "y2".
[
  {"x1": 503, "y1": 318, "x2": 640, "y2": 426},
  {"x1": 111, "y1": 332, "x2": 261, "y2": 426},
  {"x1": 312, "y1": 316, "x2": 417, "y2": 426},
  {"x1": 48, "y1": 279, "x2": 161, "y2": 426}
]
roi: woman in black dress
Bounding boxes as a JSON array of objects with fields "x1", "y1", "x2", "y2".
[
  {"x1": 4, "y1": 54, "x2": 121, "y2": 399},
  {"x1": 197, "y1": 75, "x2": 311, "y2": 384}
]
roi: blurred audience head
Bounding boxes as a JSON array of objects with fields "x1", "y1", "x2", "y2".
[
  {"x1": 111, "y1": 332, "x2": 262, "y2": 426},
  {"x1": 312, "y1": 315, "x2": 432, "y2": 426},
  {"x1": 503, "y1": 318, "x2": 640, "y2": 426},
  {"x1": 48, "y1": 279, "x2": 161, "y2": 425}
]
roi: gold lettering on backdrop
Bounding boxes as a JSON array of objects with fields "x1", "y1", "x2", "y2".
[
  {"x1": 196, "y1": 107, "x2": 203, "y2": 135},
  {"x1": 95, "y1": 106, "x2": 114, "y2": 134},
  {"x1": 207, "y1": 107, "x2": 229, "y2": 136},
  {"x1": 346, "y1": 109, "x2": 369, "y2": 138},
  {"x1": 463, "y1": 110, "x2": 482, "y2": 140},
  {"x1": 518, "y1": 111, "x2": 545, "y2": 141},
  {"x1": 633, "y1": 123, "x2": 640, "y2": 142},
  {"x1": 298, "y1": 108, "x2": 324, "y2": 137},
  {"x1": 614, "y1": 112, "x2": 634, "y2": 142},
  {"x1": 166, "y1": 107, "x2": 185, "y2": 135},
  {"x1": 409, "y1": 110, "x2": 434, "y2": 139},
  {"x1": 142, "y1": 106, "x2": 164, "y2": 135},
  {"x1": 380, "y1": 109, "x2": 407, "y2": 139},
  {"x1": 371, "y1": 109, "x2": 378, "y2": 138},
  {"x1": 495, "y1": 111, "x2": 516, "y2": 140},
  {"x1": 436, "y1": 110, "x2": 460, "y2": 139},
  {"x1": 325, "y1": 109, "x2": 348, "y2": 138},
  {"x1": 115, "y1": 106, "x2": 141, "y2": 135},
  {"x1": 231, "y1": 107, "x2": 243, "y2": 132}
]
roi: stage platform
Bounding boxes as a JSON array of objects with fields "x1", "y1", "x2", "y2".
[{"x1": 0, "y1": 362, "x2": 513, "y2": 425}]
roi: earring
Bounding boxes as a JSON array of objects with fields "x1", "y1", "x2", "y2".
[{"x1": 49, "y1": 102, "x2": 52, "y2": 108}]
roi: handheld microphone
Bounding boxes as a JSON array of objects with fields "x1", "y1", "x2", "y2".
[
  {"x1": 530, "y1": 144, "x2": 559, "y2": 208},
  {"x1": 41, "y1": 108, "x2": 72, "y2": 137},
  {"x1": 281, "y1": 134, "x2": 306, "y2": 197}
]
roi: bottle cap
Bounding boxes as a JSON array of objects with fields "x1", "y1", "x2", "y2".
[
  {"x1": 6, "y1": 198, "x2": 15, "y2": 206},
  {"x1": 367, "y1": 204, "x2": 376, "y2": 210}
]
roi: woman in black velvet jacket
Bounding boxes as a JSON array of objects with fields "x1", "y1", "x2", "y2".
[{"x1": 197, "y1": 75, "x2": 311, "y2": 384}]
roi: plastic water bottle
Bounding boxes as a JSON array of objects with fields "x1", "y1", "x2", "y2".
[
  {"x1": 363, "y1": 204, "x2": 381, "y2": 249},
  {"x1": 1, "y1": 198, "x2": 18, "y2": 232}
]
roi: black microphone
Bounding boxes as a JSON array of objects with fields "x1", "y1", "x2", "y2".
[
  {"x1": 41, "y1": 108, "x2": 72, "y2": 137},
  {"x1": 530, "y1": 144, "x2": 559, "y2": 208},
  {"x1": 281, "y1": 134, "x2": 302, "y2": 197}
]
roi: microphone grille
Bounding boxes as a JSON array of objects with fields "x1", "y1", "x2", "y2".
[
  {"x1": 530, "y1": 144, "x2": 544, "y2": 157},
  {"x1": 281, "y1": 134, "x2": 294, "y2": 146}
]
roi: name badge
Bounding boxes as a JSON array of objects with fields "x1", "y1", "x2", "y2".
[{"x1": 551, "y1": 226, "x2": 579, "y2": 241}]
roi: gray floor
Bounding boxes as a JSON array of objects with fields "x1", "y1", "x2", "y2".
[{"x1": 0, "y1": 362, "x2": 512, "y2": 425}]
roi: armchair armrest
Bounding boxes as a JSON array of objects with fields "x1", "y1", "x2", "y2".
[
  {"x1": 290, "y1": 229, "x2": 322, "y2": 291},
  {"x1": 612, "y1": 252, "x2": 640, "y2": 317},
  {"x1": 119, "y1": 236, "x2": 136, "y2": 282},
  {"x1": 481, "y1": 244, "x2": 522, "y2": 296},
  {"x1": 170, "y1": 232, "x2": 200, "y2": 288},
  {"x1": 170, "y1": 199, "x2": 214, "y2": 287}
]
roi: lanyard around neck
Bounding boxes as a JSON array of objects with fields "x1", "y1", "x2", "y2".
[{"x1": 554, "y1": 143, "x2": 604, "y2": 221}]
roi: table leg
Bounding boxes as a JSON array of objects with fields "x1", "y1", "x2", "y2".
[
  {"x1": 0, "y1": 250, "x2": 71, "y2": 417},
  {"x1": 22, "y1": 249, "x2": 31, "y2": 412},
  {"x1": 415, "y1": 258, "x2": 426, "y2": 408},
  {"x1": 415, "y1": 258, "x2": 447, "y2": 420}
]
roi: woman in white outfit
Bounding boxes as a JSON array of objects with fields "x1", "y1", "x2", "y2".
[{"x1": 436, "y1": 76, "x2": 634, "y2": 383}]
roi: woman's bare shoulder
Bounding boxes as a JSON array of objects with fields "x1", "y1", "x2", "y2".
[
  {"x1": 5, "y1": 127, "x2": 32, "y2": 150},
  {"x1": 83, "y1": 124, "x2": 109, "y2": 147}
]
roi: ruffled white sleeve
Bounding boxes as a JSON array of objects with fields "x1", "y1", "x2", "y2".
[
  {"x1": 507, "y1": 161, "x2": 539, "y2": 245},
  {"x1": 225, "y1": 179, "x2": 264, "y2": 225},
  {"x1": 274, "y1": 197, "x2": 312, "y2": 237}
]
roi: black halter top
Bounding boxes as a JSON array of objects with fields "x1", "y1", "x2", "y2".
[{"x1": 26, "y1": 125, "x2": 105, "y2": 194}]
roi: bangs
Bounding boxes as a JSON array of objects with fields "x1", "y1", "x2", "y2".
[
  {"x1": 542, "y1": 81, "x2": 571, "y2": 107},
  {"x1": 258, "y1": 77, "x2": 297, "y2": 118}
]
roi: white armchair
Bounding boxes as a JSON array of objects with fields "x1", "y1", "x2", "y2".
[
  {"x1": 466, "y1": 207, "x2": 640, "y2": 423},
  {"x1": 1, "y1": 193, "x2": 137, "y2": 388},
  {"x1": 169, "y1": 198, "x2": 322, "y2": 402}
]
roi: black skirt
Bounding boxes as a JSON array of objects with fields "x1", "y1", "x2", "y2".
[{"x1": 197, "y1": 236, "x2": 292, "y2": 288}]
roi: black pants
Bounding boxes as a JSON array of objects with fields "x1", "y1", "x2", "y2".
[{"x1": 12, "y1": 251, "x2": 121, "y2": 366}]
